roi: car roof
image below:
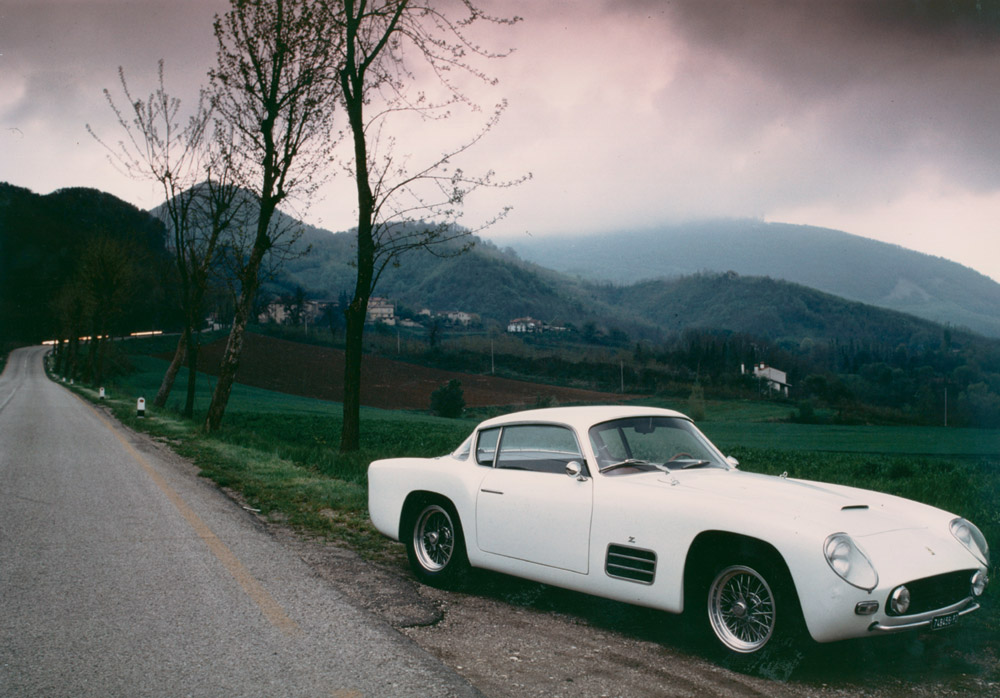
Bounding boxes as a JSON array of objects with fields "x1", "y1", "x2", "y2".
[{"x1": 476, "y1": 405, "x2": 691, "y2": 432}]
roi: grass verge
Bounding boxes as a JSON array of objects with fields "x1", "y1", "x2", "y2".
[{"x1": 68, "y1": 360, "x2": 473, "y2": 561}]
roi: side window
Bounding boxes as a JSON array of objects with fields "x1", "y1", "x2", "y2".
[
  {"x1": 476, "y1": 427, "x2": 500, "y2": 466},
  {"x1": 496, "y1": 425, "x2": 583, "y2": 474}
]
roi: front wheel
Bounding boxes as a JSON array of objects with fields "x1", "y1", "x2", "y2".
[
  {"x1": 707, "y1": 564, "x2": 778, "y2": 654},
  {"x1": 405, "y1": 501, "x2": 469, "y2": 587}
]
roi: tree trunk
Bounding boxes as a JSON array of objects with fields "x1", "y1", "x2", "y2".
[
  {"x1": 95, "y1": 333, "x2": 107, "y2": 386},
  {"x1": 183, "y1": 330, "x2": 199, "y2": 418},
  {"x1": 339, "y1": 55, "x2": 376, "y2": 453},
  {"x1": 86, "y1": 323, "x2": 99, "y2": 382},
  {"x1": 55, "y1": 339, "x2": 66, "y2": 376},
  {"x1": 68, "y1": 336, "x2": 79, "y2": 380},
  {"x1": 204, "y1": 293, "x2": 251, "y2": 432},
  {"x1": 153, "y1": 331, "x2": 188, "y2": 408},
  {"x1": 339, "y1": 302, "x2": 367, "y2": 452},
  {"x1": 203, "y1": 217, "x2": 272, "y2": 432}
]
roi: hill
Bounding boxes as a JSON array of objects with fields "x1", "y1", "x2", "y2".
[
  {"x1": 508, "y1": 220, "x2": 1000, "y2": 338},
  {"x1": 270, "y1": 222, "x2": 631, "y2": 331},
  {"x1": 269, "y1": 221, "x2": 983, "y2": 352},
  {"x1": 598, "y1": 272, "x2": 950, "y2": 348},
  {"x1": 166, "y1": 189, "x2": 1000, "y2": 345},
  {"x1": 0, "y1": 182, "x2": 174, "y2": 342}
]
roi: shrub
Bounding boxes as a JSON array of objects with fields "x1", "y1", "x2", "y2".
[{"x1": 430, "y1": 379, "x2": 465, "y2": 418}]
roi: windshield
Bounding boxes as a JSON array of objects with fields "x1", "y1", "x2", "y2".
[{"x1": 588, "y1": 416, "x2": 729, "y2": 474}]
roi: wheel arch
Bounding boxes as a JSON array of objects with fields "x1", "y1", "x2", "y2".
[
  {"x1": 682, "y1": 529, "x2": 812, "y2": 653},
  {"x1": 683, "y1": 530, "x2": 800, "y2": 610},
  {"x1": 399, "y1": 490, "x2": 459, "y2": 542}
]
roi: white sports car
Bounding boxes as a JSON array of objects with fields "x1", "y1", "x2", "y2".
[{"x1": 368, "y1": 406, "x2": 989, "y2": 656}]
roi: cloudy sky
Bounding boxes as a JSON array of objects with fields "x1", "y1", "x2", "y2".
[{"x1": 3, "y1": 0, "x2": 1000, "y2": 281}]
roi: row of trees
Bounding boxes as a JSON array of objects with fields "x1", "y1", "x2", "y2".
[
  {"x1": 49, "y1": 236, "x2": 162, "y2": 385},
  {"x1": 91, "y1": 0, "x2": 524, "y2": 450}
]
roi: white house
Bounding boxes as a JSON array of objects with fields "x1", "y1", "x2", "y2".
[
  {"x1": 751, "y1": 363, "x2": 790, "y2": 397},
  {"x1": 366, "y1": 297, "x2": 396, "y2": 325},
  {"x1": 507, "y1": 316, "x2": 541, "y2": 333},
  {"x1": 443, "y1": 310, "x2": 476, "y2": 326}
]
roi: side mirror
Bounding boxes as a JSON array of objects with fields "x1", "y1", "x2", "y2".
[
  {"x1": 565, "y1": 460, "x2": 588, "y2": 481},
  {"x1": 726, "y1": 456, "x2": 740, "y2": 470}
]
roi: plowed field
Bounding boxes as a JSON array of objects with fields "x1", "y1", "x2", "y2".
[{"x1": 198, "y1": 333, "x2": 624, "y2": 409}]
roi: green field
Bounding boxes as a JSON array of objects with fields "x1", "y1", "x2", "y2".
[{"x1": 702, "y1": 421, "x2": 1000, "y2": 457}]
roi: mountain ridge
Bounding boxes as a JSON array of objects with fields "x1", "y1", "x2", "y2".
[{"x1": 507, "y1": 220, "x2": 1000, "y2": 338}]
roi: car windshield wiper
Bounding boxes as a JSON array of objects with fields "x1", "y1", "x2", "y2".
[
  {"x1": 599, "y1": 458, "x2": 652, "y2": 473},
  {"x1": 674, "y1": 459, "x2": 713, "y2": 469},
  {"x1": 655, "y1": 459, "x2": 712, "y2": 473}
]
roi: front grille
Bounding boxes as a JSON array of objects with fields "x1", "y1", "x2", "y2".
[
  {"x1": 605, "y1": 544, "x2": 657, "y2": 584},
  {"x1": 886, "y1": 569, "x2": 976, "y2": 616}
]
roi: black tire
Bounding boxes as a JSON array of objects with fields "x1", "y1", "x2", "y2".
[
  {"x1": 688, "y1": 556, "x2": 805, "y2": 666},
  {"x1": 404, "y1": 500, "x2": 470, "y2": 588}
]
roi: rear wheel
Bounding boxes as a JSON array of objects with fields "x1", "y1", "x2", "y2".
[{"x1": 405, "y1": 500, "x2": 469, "y2": 587}]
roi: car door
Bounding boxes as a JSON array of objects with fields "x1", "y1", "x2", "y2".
[{"x1": 475, "y1": 424, "x2": 594, "y2": 574}]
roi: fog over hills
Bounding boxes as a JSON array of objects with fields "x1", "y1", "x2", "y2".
[{"x1": 508, "y1": 220, "x2": 1000, "y2": 339}]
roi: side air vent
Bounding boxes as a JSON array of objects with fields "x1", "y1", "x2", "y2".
[{"x1": 605, "y1": 544, "x2": 657, "y2": 585}]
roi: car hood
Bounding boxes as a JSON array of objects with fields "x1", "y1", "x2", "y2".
[{"x1": 650, "y1": 469, "x2": 940, "y2": 537}]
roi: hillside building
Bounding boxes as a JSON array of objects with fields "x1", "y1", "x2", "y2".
[
  {"x1": 366, "y1": 297, "x2": 396, "y2": 325},
  {"x1": 443, "y1": 310, "x2": 476, "y2": 326},
  {"x1": 258, "y1": 299, "x2": 337, "y2": 326},
  {"x1": 507, "y1": 316, "x2": 541, "y2": 333},
  {"x1": 748, "y1": 363, "x2": 790, "y2": 397}
]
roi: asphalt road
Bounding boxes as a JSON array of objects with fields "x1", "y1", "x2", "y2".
[{"x1": 0, "y1": 346, "x2": 481, "y2": 697}]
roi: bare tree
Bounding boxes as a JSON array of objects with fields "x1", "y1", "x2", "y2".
[
  {"x1": 203, "y1": 0, "x2": 342, "y2": 432},
  {"x1": 334, "y1": 0, "x2": 527, "y2": 451},
  {"x1": 89, "y1": 62, "x2": 239, "y2": 417}
]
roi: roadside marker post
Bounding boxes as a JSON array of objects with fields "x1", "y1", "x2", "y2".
[
  {"x1": 99, "y1": 387, "x2": 106, "y2": 400},
  {"x1": 137, "y1": 397, "x2": 146, "y2": 418}
]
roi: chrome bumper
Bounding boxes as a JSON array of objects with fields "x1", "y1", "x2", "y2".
[{"x1": 867, "y1": 598, "x2": 980, "y2": 634}]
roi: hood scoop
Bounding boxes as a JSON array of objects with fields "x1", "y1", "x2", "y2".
[{"x1": 841, "y1": 504, "x2": 869, "y2": 511}]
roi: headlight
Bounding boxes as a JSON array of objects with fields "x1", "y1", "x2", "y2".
[
  {"x1": 950, "y1": 518, "x2": 990, "y2": 566},
  {"x1": 889, "y1": 585, "x2": 911, "y2": 614},
  {"x1": 824, "y1": 533, "x2": 879, "y2": 591},
  {"x1": 971, "y1": 570, "x2": 988, "y2": 597}
]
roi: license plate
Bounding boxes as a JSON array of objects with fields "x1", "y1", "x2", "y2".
[{"x1": 931, "y1": 612, "x2": 959, "y2": 630}]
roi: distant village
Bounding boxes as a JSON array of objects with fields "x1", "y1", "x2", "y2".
[
  {"x1": 257, "y1": 297, "x2": 790, "y2": 398},
  {"x1": 257, "y1": 297, "x2": 566, "y2": 335}
]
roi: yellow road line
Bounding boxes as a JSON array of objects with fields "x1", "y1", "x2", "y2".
[{"x1": 84, "y1": 400, "x2": 301, "y2": 637}]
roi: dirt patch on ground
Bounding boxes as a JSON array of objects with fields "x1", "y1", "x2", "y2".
[{"x1": 195, "y1": 333, "x2": 624, "y2": 409}]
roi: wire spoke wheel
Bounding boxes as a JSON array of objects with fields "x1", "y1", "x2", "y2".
[
  {"x1": 708, "y1": 565, "x2": 777, "y2": 654},
  {"x1": 413, "y1": 504, "x2": 456, "y2": 572}
]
